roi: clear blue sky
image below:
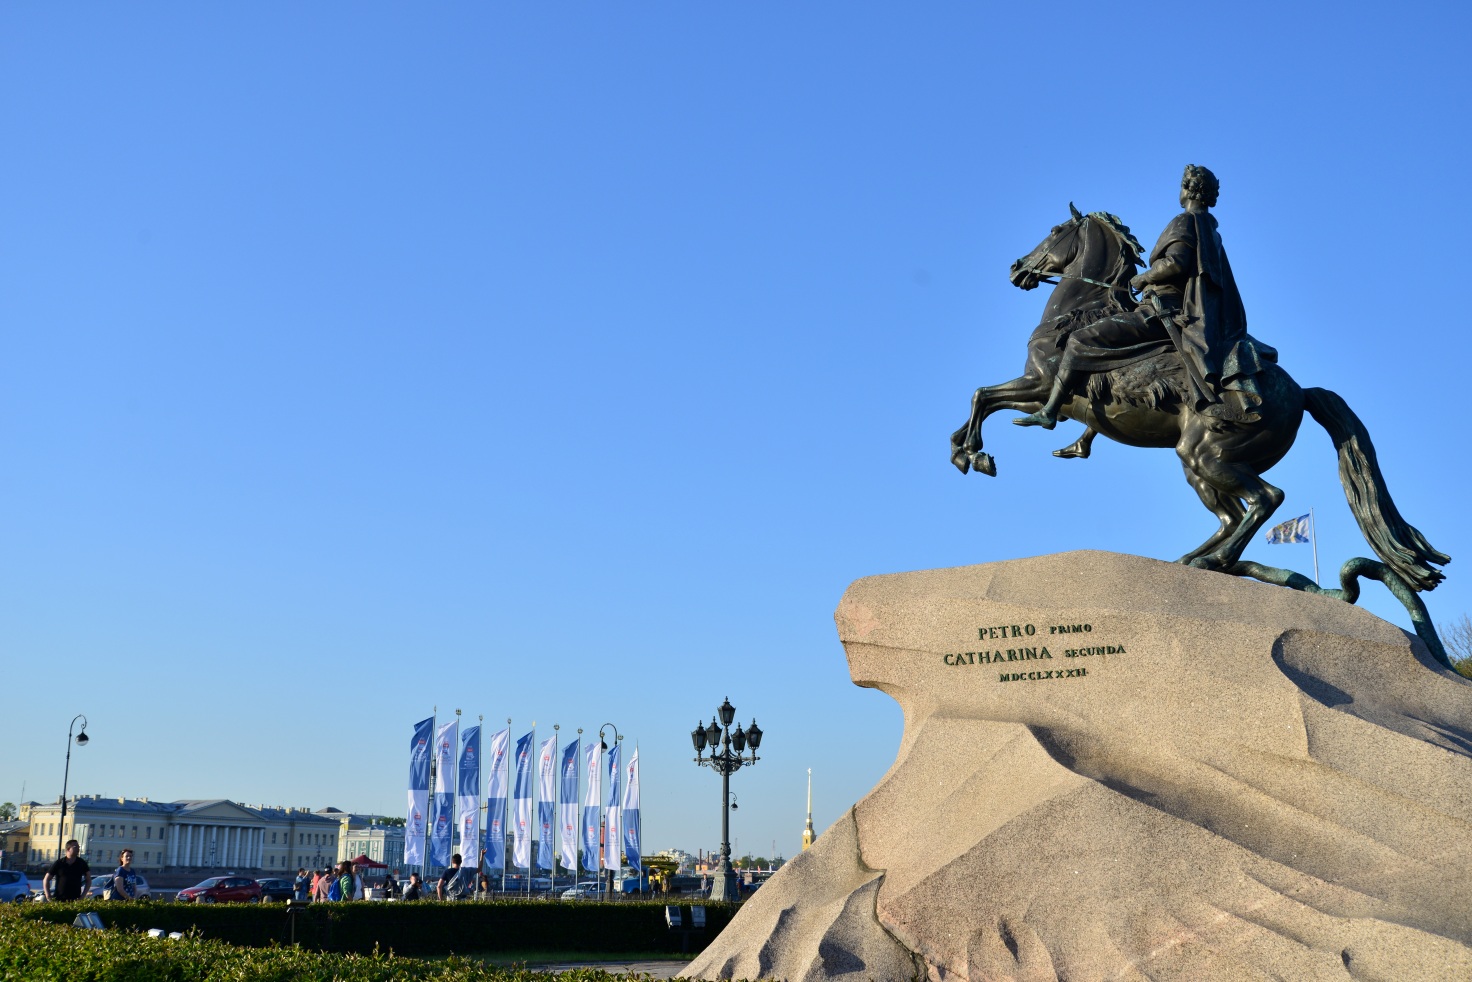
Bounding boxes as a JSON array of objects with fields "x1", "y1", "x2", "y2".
[{"x1": 4, "y1": 3, "x2": 1468, "y2": 864}]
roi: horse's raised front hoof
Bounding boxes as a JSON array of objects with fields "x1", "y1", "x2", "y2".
[
  {"x1": 973, "y1": 452, "x2": 996, "y2": 477},
  {"x1": 950, "y1": 448, "x2": 971, "y2": 474}
]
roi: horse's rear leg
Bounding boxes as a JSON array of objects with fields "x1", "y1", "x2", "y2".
[
  {"x1": 1177, "y1": 468, "x2": 1247, "y2": 564},
  {"x1": 1177, "y1": 432, "x2": 1284, "y2": 570},
  {"x1": 1053, "y1": 427, "x2": 1097, "y2": 460}
]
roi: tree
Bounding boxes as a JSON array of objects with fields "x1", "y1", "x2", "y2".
[
  {"x1": 1440, "y1": 614, "x2": 1472, "y2": 680},
  {"x1": 0, "y1": 802, "x2": 15, "y2": 821}
]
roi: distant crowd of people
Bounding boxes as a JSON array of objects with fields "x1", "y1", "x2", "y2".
[
  {"x1": 292, "y1": 852, "x2": 482, "y2": 902},
  {"x1": 40, "y1": 840, "x2": 513, "y2": 904},
  {"x1": 293, "y1": 860, "x2": 411, "y2": 902}
]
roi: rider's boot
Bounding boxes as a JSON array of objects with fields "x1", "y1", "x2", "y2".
[{"x1": 1013, "y1": 370, "x2": 1078, "y2": 429}]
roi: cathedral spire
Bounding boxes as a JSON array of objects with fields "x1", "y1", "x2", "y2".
[{"x1": 802, "y1": 768, "x2": 816, "y2": 850}]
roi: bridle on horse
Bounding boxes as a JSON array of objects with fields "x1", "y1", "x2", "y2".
[{"x1": 1020, "y1": 215, "x2": 1138, "y2": 298}]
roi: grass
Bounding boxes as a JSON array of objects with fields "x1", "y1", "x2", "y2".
[{"x1": 432, "y1": 950, "x2": 690, "y2": 966}]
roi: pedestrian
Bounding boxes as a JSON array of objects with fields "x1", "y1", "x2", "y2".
[
  {"x1": 42, "y1": 839, "x2": 91, "y2": 901},
  {"x1": 476, "y1": 871, "x2": 492, "y2": 900},
  {"x1": 382, "y1": 869, "x2": 400, "y2": 900},
  {"x1": 332, "y1": 861, "x2": 356, "y2": 901},
  {"x1": 294, "y1": 867, "x2": 310, "y2": 902},
  {"x1": 314, "y1": 867, "x2": 334, "y2": 902},
  {"x1": 436, "y1": 853, "x2": 467, "y2": 900},
  {"x1": 109, "y1": 849, "x2": 140, "y2": 900},
  {"x1": 402, "y1": 872, "x2": 423, "y2": 901}
]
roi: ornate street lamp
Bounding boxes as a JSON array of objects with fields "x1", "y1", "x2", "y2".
[
  {"x1": 58, "y1": 715, "x2": 89, "y2": 860},
  {"x1": 598, "y1": 723, "x2": 623, "y2": 898},
  {"x1": 691, "y1": 697, "x2": 763, "y2": 902}
]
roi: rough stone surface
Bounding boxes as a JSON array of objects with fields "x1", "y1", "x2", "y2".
[{"x1": 684, "y1": 552, "x2": 1472, "y2": 981}]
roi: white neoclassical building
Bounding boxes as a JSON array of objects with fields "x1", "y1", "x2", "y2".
[{"x1": 24, "y1": 795, "x2": 343, "y2": 874}]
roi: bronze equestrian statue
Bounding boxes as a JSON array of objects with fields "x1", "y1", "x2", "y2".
[{"x1": 950, "y1": 166, "x2": 1450, "y2": 659}]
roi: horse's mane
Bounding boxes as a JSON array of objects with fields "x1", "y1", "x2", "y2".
[{"x1": 1086, "y1": 211, "x2": 1144, "y2": 269}]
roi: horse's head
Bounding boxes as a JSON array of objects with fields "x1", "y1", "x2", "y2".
[
  {"x1": 1008, "y1": 204, "x2": 1143, "y2": 296},
  {"x1": 1009, "y1": 203, "x2": 1087, "y2": 290}
]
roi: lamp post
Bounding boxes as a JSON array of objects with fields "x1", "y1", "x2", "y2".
[
  {"x1": 599, "y1": 723, "x2": 622, "y2": 899},
  {"x1": 58, "y1": 715, "x2": 89, "y2": 860},
  {"x1": 691, "y1": 697, "x2": 762, "y2": 902}
]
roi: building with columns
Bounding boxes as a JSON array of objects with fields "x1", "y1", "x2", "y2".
[{"x1": 22, "y1": 795, "x2": 342, "y2": 875}]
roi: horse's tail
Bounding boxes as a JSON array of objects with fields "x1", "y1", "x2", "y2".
[{"x1": 1304, "y1": 387, "x2": 1449, "y2": 591}]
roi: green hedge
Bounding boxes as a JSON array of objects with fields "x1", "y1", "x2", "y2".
[
  {"x1": 0, "y1": 908, "x2": 680, "y2": 981},
  {"x1": 17, "y1": 899, "x2": 734, "y2": 957}
]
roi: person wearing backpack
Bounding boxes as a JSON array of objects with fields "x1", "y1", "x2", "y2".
[
  {"x1": 330, "y1": 861, "x2": 355, "y2": 901},
  {"x1": 437, "y1": 853, "x2": 471, "y2": 900}
]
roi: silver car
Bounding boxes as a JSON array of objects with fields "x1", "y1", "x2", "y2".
[
  {"x1": 0, "y1": 870, "x2": 31, "y2": 903},
  {"x1": 89, "y1": 871, "x2": 151, "y2": 900}
]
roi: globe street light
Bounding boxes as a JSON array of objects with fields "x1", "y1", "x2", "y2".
[
  {"x1": 58, "y1": 715, "x2": 89, "y2": 860},
  {"x1": 691, "y1": 697, "x2": 763, "y2": 902}
]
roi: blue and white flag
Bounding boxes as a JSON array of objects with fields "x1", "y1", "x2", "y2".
[
  {"x1": 603, "y1": 742, "x2": 621, "y2": 872},
  {"x1": 536, "y1": 734, "x2": 557, "y2": 871},
  {"x1": 404, "y1": 716, "x2": 434, "y2": 868},
  {"x1": 559, "y1": 739, "x2": 580, "y2": 873},
  {"x1": 429, "y1": 718, "x2": 458, "y2": 868},
  {"x1": 512, "y1": 730, "x2": 535, "y2": 869},
  {"x1": 457, "y1": 725, "x2": 481, "y2": 870},
  {"x1": 621, "y1": 746, "x2": 641, "y2": 876},
  {"x1": 483, "y1": 727, "x2": 510, "y2": 871},
  {"x1": 581, "y1": 740, "x2": 602, "y2": 872},
  {"x1": 1266, "y1": 513, "x2": 1312, "y2": 544}
]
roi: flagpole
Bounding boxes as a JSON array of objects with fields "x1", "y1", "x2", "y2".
[
  {"x1": 527, "y1": 723, "x2": 534, "y2": 901},
  {"x1": 476, "y1": 714, "x2": 484, "y2": 881},
  {"x1": 575, "y1": 727, "x2": 583, "y2": 891},
  {"x1": 1310, "y1": 507, "x2": 1319, "y2": 586},
  {"x1": 551, "y1": 723, "x2": 559, "y2": 899},
  {"x1": 424, "y1": 706, "x2": 436, "y2": 885},
  {"x1": 453, "y1": 709, "x2": 462, "y2": 875},
  {"x1": 502, "y1": 717, "x2": 510, "y2": 895}
]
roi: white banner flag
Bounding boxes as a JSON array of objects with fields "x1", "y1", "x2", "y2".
[
  {"x1": 430, "y1": 718, "x2": 458, "y2": 868},
  {"x1": 483, "y1": 727, "x2": 510, "y2": 871},
  {"x1": 512, "y1": 730, "x2": 535, "y2": 869},
  {"x1": 559, "y1": 738, "x2": 580, "y2": 872},
  {"x1": 603, "y1": 742, "x2": 621, "y2": 871},
  {"x1": 536, "y1": 734, "x2": 557, "y2": 871},
  {"x1": 581, "y1": 740, "x2": 602, "y2": 873},
  {"x1": 621, "y1": 746, "x2": 641, "y2": 874},
  {"x1": 457, "y1": 725, "x2": 481, "y2": 870}
]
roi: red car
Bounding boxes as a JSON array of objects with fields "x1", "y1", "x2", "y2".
[{"x1": 176, "y1": 876, "x2": 263, "y2": 904}]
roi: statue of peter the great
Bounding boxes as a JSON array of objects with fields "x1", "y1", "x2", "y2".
[{"x1": 1015, "y1": 164, "x2": 1267, "y2": 428}]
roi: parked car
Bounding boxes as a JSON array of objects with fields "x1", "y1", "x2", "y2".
[
  {"x1": 255, "y1": 878, "x2": 295, "y2": 903},
  {"x1": 176, "y1": 876, "x2": 262, "y2": 904},
  {"x1": 88, "y1": 871, "x2": 152, "y2": 900},
  {"x1": 559, "y1": 881, "x2": 600, "y2": 900},
  {"x1": 0, "y1": 870, "x2": 31, "y2": 903}
]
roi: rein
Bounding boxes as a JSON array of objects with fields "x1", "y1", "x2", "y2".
[
  {"x1": 1036, "y1": 271, "x2": 1136, "y2": 296},
  {"x1": 1022, "y1": 218, "x2": 1137, "y2": 297}
]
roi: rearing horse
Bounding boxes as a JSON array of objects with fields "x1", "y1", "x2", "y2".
[{"x1": 950, "y1": 206, "x2": 1448, "y2": 593}]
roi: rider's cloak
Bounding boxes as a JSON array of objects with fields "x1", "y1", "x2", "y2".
[{"x1": 1149, "y1": 210, "x2": 1263, "y2": 414}]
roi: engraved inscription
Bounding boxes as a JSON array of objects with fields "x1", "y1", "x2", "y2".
[{"x1": 939, "y1": 622, "x2": 1122, "y2": 681}]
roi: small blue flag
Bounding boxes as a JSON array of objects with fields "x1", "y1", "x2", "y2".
[{"x1": 1265, "y1": 514, "x2": 1311, "y2": 544}]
